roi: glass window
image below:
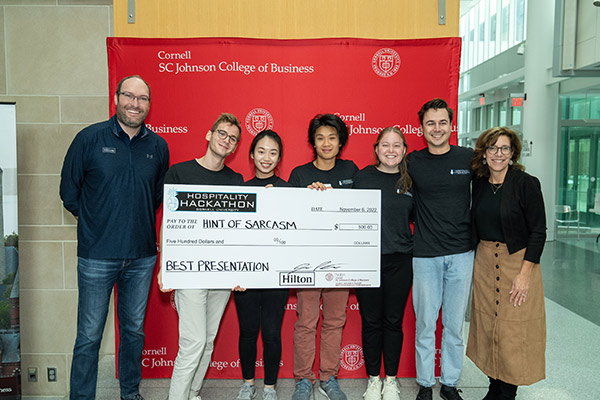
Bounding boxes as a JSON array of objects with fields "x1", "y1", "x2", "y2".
[
  {"x1": 486, "y1": 104, "x2": 494, "y2": 128},
  {"x1": 560, "y1": 94, "x2": 600, "y2": 120},
  {"x1": 500, "y1": 0, "x2": 510, "y2": 52},
  {"x1": 590, "y1": 96, "x2": 600, "y2": 119},
  {"x1": 512, "y1": 105, "x2": 521, "y2": 125},
  {"x1": 577, "y1": 138, "x2": 591, "y2": 213},
  {"x1": 561, "y1": 95, "x2": 570, "y2": 120},
  {"x1": 489, "y1": 0, "x2": 497, "y2": 57},
  {"x1": 508, "y1": 0, "x2": 516, "y2": 49},
  {"x1": 499, "y1": 100, "x2": 507, "y2": 126},
  {"x1": 458, "y1": 102, "x2": 467, "y2": 134},
  {"x1": 459, "y1": 0, "x2": 527, "y2": 71},
  {"x1": 469, "y1": 8, "x2": 476, "y2": 69},
  {"x1": 572, "y1": 98, "x2": 587, "y2": 119},
  {"x1": 462, "y1": 72, "x2": 471, "y2": 93},
  {"x1": 561, "y1": 94, "x2": 600, "y2": 120},
  {"x1": 478, "y1": 2, "x2": 486, "y2": 63},
  {"x1": 460, "y1": 14, "x2": 468, "y2": 73},
  {"x1": 473, "y1": 107, "x2": 481, "y2": 131},
  {"x1": 466, "y1": 106, "x2": 472, "y2": 132},
  {"x1": 479, "y1": 106, "x2": 486, "y2": 128},
  {"x1": 515, "y1": 0, "x2": 525, "y2": 43},
  {"x1": 558, "y1": 101, "x2": 600, "y2": 233}
]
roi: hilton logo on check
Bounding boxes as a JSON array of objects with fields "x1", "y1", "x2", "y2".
[
  {"x1": 280, "y1": 272, "x2": 315, "y2": 286},
  {"x1": 175, "y1": 191, "x2": 257, "y2": 212}
]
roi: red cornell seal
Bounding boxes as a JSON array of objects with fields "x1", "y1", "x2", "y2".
[
  {"x1": 245, "y1": 108, "x2": 274, "y2": 136},
  {"x1": 372, "y1": 48, "x2": 401, "y2": 78},
  {"x1": 339, "y1": 343, "x2": 364, "y2": 371}
]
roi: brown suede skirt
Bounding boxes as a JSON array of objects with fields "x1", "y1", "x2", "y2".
[{"x1": 466, "y1": 240, "x2": 546, "y2": 386}]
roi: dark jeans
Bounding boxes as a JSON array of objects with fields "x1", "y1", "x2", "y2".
[
  {"x1": 355, "y1": 252, "x2": 413, "y2": 376},
  {"x1": 233, "y1": 288, "x2": 289, "y2": 385},
  {"x1": 70, "y1": 256, "x2": 156, "y2": 400}
]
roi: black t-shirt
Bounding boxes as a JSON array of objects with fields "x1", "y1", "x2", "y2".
[
  {"x1": 288, "y1": 159, "x2": 358, "y2": 188},
  {"x1": 244, "y1": 175, "x2": 291, "y2": 187},
  {"x1": 407, "y1": 146, "x2": 473, "y2": 257},
  {"x1": 164, "y1": 159, "x2": 244, "y2": 185},
  {"x1": 353, "y1": 165, "x2": 414, "y2": 255},
  {"x1": 475, "y1": 183, "x2": 505, "y2": 242}
]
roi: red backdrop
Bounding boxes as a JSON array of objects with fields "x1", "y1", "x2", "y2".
[{"x1": 107, "y1": 37, "x2": 460, "y2": 380}]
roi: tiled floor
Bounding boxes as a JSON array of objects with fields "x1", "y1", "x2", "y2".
[{"x1": 39, "y1": 237, "x2": 600, "y2": 399}]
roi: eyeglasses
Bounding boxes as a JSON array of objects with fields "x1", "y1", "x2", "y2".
[
  {"x1": 216, "y1": 129, "x2": 239, "y2": 144},
  {"x1": 118, "y1": 91, "x2": 150, "y2": 104},
  {"x1": 486, "y1": 145, "x2": 512, "y2": 155}
]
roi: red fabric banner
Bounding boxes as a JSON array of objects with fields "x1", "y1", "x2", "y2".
[{"x1": 107, "y1": 37, "x2": 461, "y2": 380}]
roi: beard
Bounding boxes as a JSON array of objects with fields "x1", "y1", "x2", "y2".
[{"x1": 116, "y1": 102, "x2": 148, "y2": 130}]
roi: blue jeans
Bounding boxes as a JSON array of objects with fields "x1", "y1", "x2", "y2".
[
  {"x1": 69, "y1": 255, "x2": 156, "y2": 400},
  {"x1": 412, "y1": 251, "x2": 474, "y2": 388}
]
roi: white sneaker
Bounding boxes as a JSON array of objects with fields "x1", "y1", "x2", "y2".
[
  {"x1": 363, "y1": 376, "x2": 382, "y2": 400},
  {"x1": 262, "y1": 387, "x2": 277, "y2": 400},
  {"x1": 191, "y1": 397, "x2": 201, "y2": 400},
  {"x1": 381, "y1": 377, "x2": 400, "y2": 400},
  {"x1": 236, "y1": 382, "x2": 257, "y2": 400}
]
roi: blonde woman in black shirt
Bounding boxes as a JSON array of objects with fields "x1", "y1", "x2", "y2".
[{"x1": 353, "y1": 127, "x2": 414, "y2": 400}]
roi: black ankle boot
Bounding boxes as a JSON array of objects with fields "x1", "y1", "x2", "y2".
[
  {"x1": 482, "y1": 377, "x2": 500, "y2": 400},
  {"x1": 496, "y1": 380, "x2": 517, "y2": 400}
]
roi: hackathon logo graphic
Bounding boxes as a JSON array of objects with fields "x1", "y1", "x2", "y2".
[
  {"x1": 167, "y1": 187, "x2": 179, "y2": 211},
  {"x1": 371, "y1": 48, "x2": 401, "y2": 78},
  {"x1": 245, "y1": 108, "x2": 274, "y2": 136},
  {"x1": 174, "y1": 191, "x2": 257, "y2": 212}
]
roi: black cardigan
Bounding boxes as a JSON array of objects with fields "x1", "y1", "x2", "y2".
[{"x1": 471, "y1": 168, "x2": 547, "y2": 264}]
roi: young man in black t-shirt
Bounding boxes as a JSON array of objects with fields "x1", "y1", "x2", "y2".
[
  {"x1": 407, "y1": 99, "x2": 474, "y2": 400},
  {"x1": 289, "y1": 114, "x2": 358, "y2": 400},
  {"x1": 158, "y1": 113, "x2": 244, "y2": 400}
]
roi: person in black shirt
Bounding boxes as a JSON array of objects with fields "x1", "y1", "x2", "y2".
[
  {"x1": 243, "y1": 130, "x2": 290, "y2": 188},
  {"x1": 233, "y1": 130, "x2": 291, "y2": 400},
  {"x1": 354, "y1": 127, "x2": 414, "y2": 400},
  {"x1": 467, "y1": 127, "x2": 546, "y2": 400},
  {"x1": 408, "y1": 99, "x2": 474, "y2": 400},
  {"x1": 158, "y1": 113, "x2": 244, "y2": 400},
  {"x1": 288, "y1": 115, "x2": 357, "y2": 190},
  {"x1": 289, "y1": 114, "x2": 358, "y2": 400}
]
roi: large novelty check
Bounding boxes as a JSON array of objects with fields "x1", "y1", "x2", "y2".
[{"x1": 161, "y1": 184, "x2": 381, "y2": 289}]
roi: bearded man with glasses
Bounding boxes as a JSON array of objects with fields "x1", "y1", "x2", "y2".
[{"x1": 60, "y1": 75, "x2": 170, "y2": 400}]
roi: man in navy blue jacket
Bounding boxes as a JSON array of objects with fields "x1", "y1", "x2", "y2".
[{"x1": 60, "y1": 75, "x2": 169, "y2": 400}]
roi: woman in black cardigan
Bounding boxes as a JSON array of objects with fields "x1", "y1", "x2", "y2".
[{"x1": 466, "y1": 127, "x2": 547, "y2": 400}]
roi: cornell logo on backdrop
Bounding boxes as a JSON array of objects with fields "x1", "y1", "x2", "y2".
[
  {"x1": 372, "y1": 48, "x2": 401, "y2": 78},
  {"x1": 245, "y1": 108, "x2": 274, "y2": 136},
  {"x1": 340, "y1": 343, "x2": 365, "y2": 371}
]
